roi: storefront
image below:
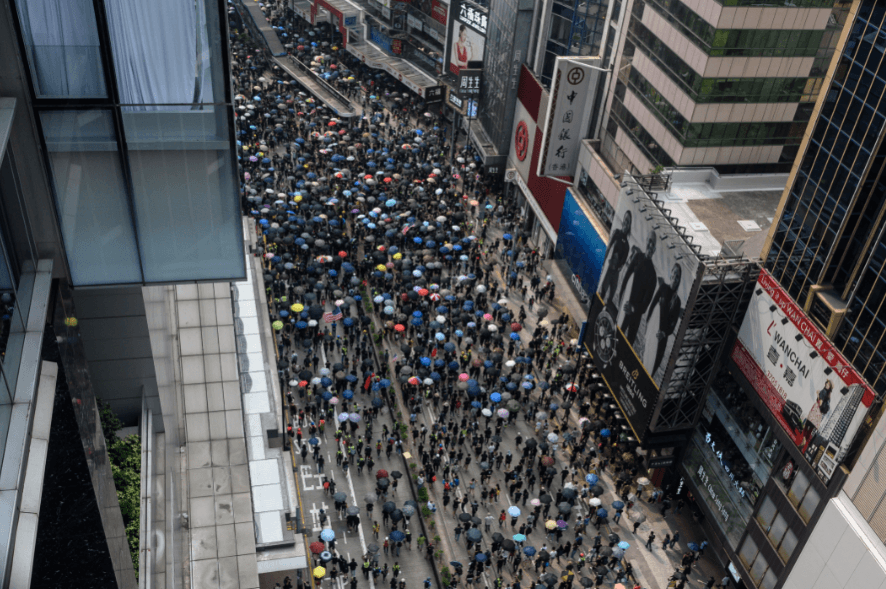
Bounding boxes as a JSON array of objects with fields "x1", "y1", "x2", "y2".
[{"x1": 553, "y1": 188, "x2": 608, "y2": 310}]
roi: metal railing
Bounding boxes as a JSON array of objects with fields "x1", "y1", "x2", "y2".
[{"x1": 281, "y1": 55, "x2": 357, "y2": 116}]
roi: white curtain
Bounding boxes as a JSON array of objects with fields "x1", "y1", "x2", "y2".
[
  {"x1": 104, "y1": 0, "x2": 214, "y2": 106},
  {"x1": 15, "y1": 0, "x2": 107, "y2": 97}
]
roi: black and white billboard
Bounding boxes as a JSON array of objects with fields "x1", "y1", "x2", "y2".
[{"x1": 585, "y1": 181, "x2": 702, "y2": 438}]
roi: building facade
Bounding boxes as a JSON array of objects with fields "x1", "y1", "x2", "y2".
[{"x1": 597, "y1": 0, "x2": 850, "y2": 176}]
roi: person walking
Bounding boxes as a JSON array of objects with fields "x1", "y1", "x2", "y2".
[{"x1": 645, "y1": 532, "x2": 655, "y2": 550}]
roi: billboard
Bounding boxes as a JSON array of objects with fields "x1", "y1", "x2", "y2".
[
  {"x1": 731, "y1": 269, "x2": 875, "y2": 482},
  {"x1": 585, "y1": 184, "x2": 701, "y2": 438},
  {"x1": 555, "y1": 188, "x2": 607, "y2": 306},
  {"x1": 538, "y1": 56, "x2": 602, "y2": 177},
  {"x1": 457, "y1": 67, "x2": 482, "y2": 97},
  {"x1": 448, "y1": 0, "x2": 486, "y2": 75}
]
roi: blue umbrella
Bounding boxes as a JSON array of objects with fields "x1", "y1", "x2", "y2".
[
  {"x1": 346, "y1": 374, "x2": 358, "y2": 383},
  {"x1": 618, "y1": 541, "x2": 630, "y2": 550},
  {"x1": 601, "y1": 428, "x2": 611, "y2": 437},
  {"x1": 380, "y1": 379, "x2": 391, "y2": 387},
  {"x1": 490, "y1": 393, "x2": 502, "y2": 403},
  {"x1": 390, "y1": 530, "x2": 405, "y2": 542},
  {"x1": 321, "y1": 529, "x2": 335, "y2": 542},
  {"x1": 612, "y1": 501, "x2": 625, "y2": 510},
  {"x1": 585, "y1": 474, "x2": 599, "y2": 485},
  {"x1": 510, "y1": 333, "x2": 521, "y2": 341},
  {"x1": 688, "y1": 543, "x2": 700, "y2": 551},
  {"x1": 508, "y1": 506, "x2": 521, "y2": 517},
  {"x1": 513, "y1": 534, "x2": 526, "y2": 542},
  {"x1": 596, "y1": 508, "x2": 608, "y2": 518},
  {"x1": 471, "y1": 401, "x2": 482, "y2": 408},
  {"x1": 309, "y1": 437, "x2": 320, "y2": 445},
  {"x1": 523, "y1": 546, "x2": 537, "y2": 556},
  {"x1": 475, "y1": 553, "x2": 487, "y2": 562},
  {"x1": 343, "y1": 389, "x2": 354, "y2": 399},
  {"x1": 372, "y1": 397, "x2": 384, "y2": 408}
]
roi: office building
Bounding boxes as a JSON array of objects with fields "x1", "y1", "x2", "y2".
[
  {"x1": 0, "y1": 0, "x2": 301, "y2": 588},
  {"x1": 668, "y1": 4, "x2": 886, "y2": 588}
]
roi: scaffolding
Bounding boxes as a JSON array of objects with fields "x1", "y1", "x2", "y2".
[{"x1": 656, "y1": 256, "x2": 761, "y2": 432}]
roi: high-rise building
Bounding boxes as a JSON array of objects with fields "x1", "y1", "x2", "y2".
[
  {"x1": 0, "y1": 1, "x2": 299, "y2": 588},
  {"x1": 670, "y1": 4, "x2": 886, "y2": 588},
  {"x1": 597, "y1": 0, "x2": 851, "y2": 177}
]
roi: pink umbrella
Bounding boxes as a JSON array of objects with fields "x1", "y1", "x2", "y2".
[{"x1": 458, "y1": 373, "x2": 470, "y2": 382}]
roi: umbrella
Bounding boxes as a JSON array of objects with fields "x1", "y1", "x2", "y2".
[
  {"x1": 321, "y1": 529, "x2": 335, "y2": 541},
  {"x1": 618, "y1": 541, "x2": 630, "y2": 549},
  {"x1": 580, "y1": 578, "x2": 594, "y2": 587},
  {"x1": 508, "y1": 506, "x2": 521, "y2": 517},
  {"x1": 539, "y1": 494, "x2": 553, "y2": 504},
  {"x1": 502, "y1": 539, "x2": 516, "y2": 551},
  {"x1": 310, "y1": 541, "x2": 325, "y2": 554},
  {"x1": 558, "y1": 502, "x2": 572, "y2": 513},
  {"x1": 390, "y1": 530, "x2": 406, "y2": 542},
  {"x1": 585, "y1": 474, "x2": 599, "y2": 485},
  {"x1": 365, "y1": 493, "x2": 378, "y2": 503},
  {"x1": 513, "y1": 534, "x2": 526, "y2": 542},
  {"x1": 598, "y1": 546, "x2": 612, "y2": 557},
  {"x1": 589, "y1": 498, "x2": 602, "y2": 507},
  {"x1": 458, "y1": 513, "x2": 472, "y2": 522},
  {"x1": 612, "y1": 501, "x2": 625, "y2": 510},
  {"x1": 376, "y1": 469, "x2": 389, "y2": 479},
  {"x1": 367, "y1": 544, "x2": 380, "y2": 553},
  {"x1": 492, "y1": 532, "x2": 505, "y2": 543},
  {"x1": 545, "y1": 520, "x2": 557, "y2": 530},
  {"x1": 540, "y1": 573, "x2": 557, "y2": 587},
  {"x1": 607, "y1": 533, "x2": 620, "y2": 543},
  {"x1": 523, "y1": 546, "x2": 537, "y2": 556},
  {"x1": 688, "y1": 542, "x2": 700, "y2": 551},
  {"x1": 627, "y1": 511, "x2": 646, "y2": 523},
  {"x1": 382, "y1": 501, "x2": 396, "y2": 513},
  {"x1": 466, "y1": 529, "x2": 482, "y2": 542},
  {"x1": 334, "y1": 492, "x2": 347, "y2": 502},
  {"x1": 537, "y1": 551, "x2": 551, "y2": 561},
  {"x1": 313, "y1": 566, "x2": 326, "y2": 578},
  {"x1": 596, "y1": 508, "x2": 608, "y2": 517},
  {"x1": 637, "y1": 477, "x2": 651, "y2": 486},
  {"x1": 475, "y1": 553, "x2": 487, "y2": 562}
]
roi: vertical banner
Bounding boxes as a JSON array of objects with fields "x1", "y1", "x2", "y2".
[
  {"x1": 457, "y1": 67, "x2": 482, "y2": 98},
  {"x1": 537, "y1": 56, "x2": 602, "y2": 177}
]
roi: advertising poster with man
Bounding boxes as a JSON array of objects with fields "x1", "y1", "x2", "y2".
[
  {"x1": 585, "y1": 185, "x2": 700, "y2": 438},
  {"x1": 731, "y1": 269, "x2": 875, "y2": 480}
]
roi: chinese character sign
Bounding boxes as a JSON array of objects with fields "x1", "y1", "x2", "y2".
[
  {"x1": 537, "y1": 56, "x2": 602, "y2": 178},
  {"x1": 458, "y1": 68, "x2": 482, "y2": 97},
  {"x1": 448, "y1": 0, "x2": 487, "y2": 75}
]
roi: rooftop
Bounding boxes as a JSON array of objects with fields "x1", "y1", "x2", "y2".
[{"x1": 655, "y1": 168, "x2": 788, "y2": 260}]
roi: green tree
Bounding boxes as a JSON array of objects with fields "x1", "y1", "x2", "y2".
[{"x1": 99, "y1": 401, "x2": 141, "y2": 577}]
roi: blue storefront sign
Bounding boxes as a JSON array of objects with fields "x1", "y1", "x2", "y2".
[
  {"x1": 555, "y1": 188, "x2": 607, "y2": 305},
  {"x1": 370, "y1": 27, "x2": 394, "y2": 54}
]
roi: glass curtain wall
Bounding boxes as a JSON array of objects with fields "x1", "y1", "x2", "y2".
[{"x1": 12, "y1": 0, "x2": 244, "y2": 286}]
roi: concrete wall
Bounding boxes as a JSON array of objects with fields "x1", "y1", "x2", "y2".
[
  {"x1": 73, "y1": 287, "x2": 160, "y2": 428},
  {"x1": 781, "y1": 493, "x2": 886, "y2": 589}
]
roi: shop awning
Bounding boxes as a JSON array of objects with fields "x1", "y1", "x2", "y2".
[{"x1": 346, "y1": 37, "x2": 438, "y2": 98}]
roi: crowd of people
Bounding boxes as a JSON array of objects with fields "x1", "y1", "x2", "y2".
[{"x1": 229, "y1": 3, "x2": 712, "y2": 589}]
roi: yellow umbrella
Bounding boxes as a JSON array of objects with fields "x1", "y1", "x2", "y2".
[
  {"x1": 313, "y1": 566, "x2": 326, "y2": 578},
  {"x1": 294, "y1": 194, "x2": 303, "y2": 202},
  {"x1": 393, "y1": 252, "x2": 402, "y2": 260},
  {"x1": 545, "y1": 520, "x2": 557, "y2": 530},
  {"x1": 291, "y1": 303, "x2": 304, "y2": 313},
  {"x1": 377, "y1": 264, "x2": 386, "y2": 272}
]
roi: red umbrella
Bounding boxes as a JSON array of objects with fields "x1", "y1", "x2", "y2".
[
  {"x1": 394, "y1": 324, "x2": 405, "y2": 332},
  {"x1": 511, "y1": 323, "x2": 523, "y2": 332},
  {"x1": 418, "y1": 288, "x2": 429, "y2": 296},
  {"x1": 384, "y1": 177, "x2": 392, "y2": 183},
  {"x1": 376, "y1": 469, "x2": 389, "y2": 479},
  {"x1": 310, "y1": 541, "x2": 325, "y2": 554},
  {"x1": 400, "y1": 293, "x2": 409, "y2": 302},
  {"x1": 541, "y1": 456, "x2": 555, "y2": 467},
  {"x1": 328, "y1": 121, "x2": 337, "y2": 126},
  {"x1": 338, "y1": 251, "x2": 348, "y2": 258},
  {"x1": 299, "y1": 380, "x2": 308, "y2": 387}
]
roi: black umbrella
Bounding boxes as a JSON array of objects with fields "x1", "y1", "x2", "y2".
[
  {"x1": 539, "y1": 494, "x2": 553, "y2": 504},
  {"x1": 580, "y1": 578, "x2": 594, "y2": 587},
  {"x1": 590, "y1": 485, "x2": 604, "y2": 496},
  {"x1": 607, "y1": 533, "x2": 620, "y2": 543},
  {"x1": 377, "y1": 478, "x2": 390, "y2": 489},
  {"x1": 334, "y1": 492, "x2": 347, "y2": 502},
  {"x1": 492, "y1": 532, "x2": 504, "y2": 542},
  {"x1": 562, "y1": 488, "x2": 577, "y2": 499},
  {"x1": 537, "y1": 551, "x2": 550, "y2": 561},
  {"x1": 382, "y1": 501, "x2": 396, "y2": 513},
  {"x1": 391, "y1": 509, "x2": 404, "y2": 522},
  {"x1": 347, "y1": 506, "x2": 360, "y2": 516},
  {"x1": 458, "y1": 513, "x2": 472, "y2": 523},
  {"x1": 367, "y1": 543, "x2": 380, "y2": 553},
  {"x1": 390, "y1": 471, "x2": 403, "y2": 479},
  {"x1": 471, "y1": 516, "x2": 482, "y2": 526},
  {"x1": 501, "y1": 539, "x2": 516, "y2": 551},
  {"x1": 466, "y1": 529, "x2": 482, "y2": 542},
  {"x1": 558, "y1": 502, "x2": 572, "y2": 513},
  {"x1": 540, "y1": 573, "x2": 557, "y2": 587},
  {"x1": 595, "y1": 566, "x2": 609, "y2": 576},
  {"x1": 598, "y1": 547, "x2": 612, "y2": 557}
]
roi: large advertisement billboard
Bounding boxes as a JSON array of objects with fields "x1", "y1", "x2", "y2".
[
  {"x1": 555, "y1": 188, "x2": 607, "y2": 306},
  {"x1": 585, "y1": 185, "x2": 701, "y2": 439},
  {"x1": 731, "y1": 269, "x2": 875, "y2": 482},
  {"x1": 447, "y1": 0, "x2": 486, "y2": 75}
]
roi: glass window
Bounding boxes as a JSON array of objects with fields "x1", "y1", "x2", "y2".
[
  {"x1": 749, "y1": 552, "x2": 768, "y2": 584},
  {"x1": 761, "y1": 568, "x2": 779, "y2": 589},
  {"x1": 126, "y1": 145, "x2": 243, "y2": 282},
  {"x1": 104, "y1": 0, "x2": 218, "y2": 106},
  {"x1": 767, "y1": 513, "x2": 789, "y2": 546},
  {"x1": 39, "y1": 110, "x2": 142, "y2": 285},
  {"x1": 779, "y1": 528, "x2": 799, "y2": 562},
  {"x1": 738, "y1": 535, "x2": 758, "y2": 569},
  {"x1": 756, "y1": 497, "x2": 777, "y2": 529},
  {"x1": 798, "y1": 482, "x2": 821, "y2": 522},
  {"x1": 13, "y1": 0, "x2": 107, "y2": 98}
]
